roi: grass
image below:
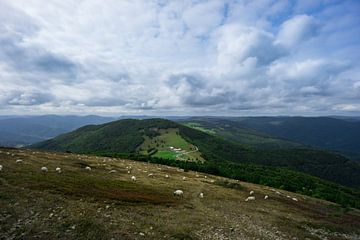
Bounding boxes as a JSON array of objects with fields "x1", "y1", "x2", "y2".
[
  {"x1": 1, "y1": 148, "x2": 360, "y2": 239},
  {"x1": 184, "y1": 122, "x2": 216, "y2": 135},
  {"x1": 138, "y1": 128, "x2": 204, "y2": 162},
  {"x1": 154, "y1": 150, "x2": 178, "y2": 160}
]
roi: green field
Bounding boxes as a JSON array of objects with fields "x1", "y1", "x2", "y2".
[
  {"x1": 153, "y1": 150, "x2": 177, "y2": 160},
  {"x1": 138, "y1": 128, "x2": 204, "y2": 162}
]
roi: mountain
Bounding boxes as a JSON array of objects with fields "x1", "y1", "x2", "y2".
[
  {"x1": 1, "y1": 148, "x2": 359, "y2": 239},
  {"x1": 228, "y1": 116, "x2": 360, "y2": 160},
  {"x1": 32, "y1": 118, "x2": 360, "y2": 189},
  {"x1": 179, "y1": 118, "x2": 304, "y2": 150},
  {"x1": 0, "y1": 115, "x2": 115, "y2": 147}
]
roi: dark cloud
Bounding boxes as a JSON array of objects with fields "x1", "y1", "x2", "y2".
[{"x1": 0, "y1": 37, "x2": 77, "y2": 78}]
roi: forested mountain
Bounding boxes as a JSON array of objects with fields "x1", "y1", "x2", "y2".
[
  {"x1": 180, "y1": 116, "x2": 360, "y2": 160},
  {"x1": 32, "y1": 118, "x2": 360, "y2": 189},
  {"x1": 232, "y1": 116, "x2": 360, "y2": 160}
]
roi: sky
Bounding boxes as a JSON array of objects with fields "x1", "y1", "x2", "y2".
[{"x1": 0, "y1": 0, "x2": 360, "y2": 116}]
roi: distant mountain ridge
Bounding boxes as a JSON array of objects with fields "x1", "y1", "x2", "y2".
[
  {"x1": 32, "y1": 118, "x2": 360, "y2": 189},
  {"x1": 0, "y1": 115, "x2": 115, "y2": 147},
  {"x1": 232, "y1": 116, "x2": 360, "y2": 159}
]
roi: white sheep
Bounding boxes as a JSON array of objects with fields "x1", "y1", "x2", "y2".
[
  {"x1": 199, "y1": 192, "x2": 204, "y2": 198},
  {"x1": 131, "y1": 176, "x2": 137, "y2": 181},
  {"x1": 264, "y1": 195, "x2": 269, "y2": 200},
  {"x1": 0, "y1": 165, "x2": 3, "y2": 171},
  {"x1": 148, "y1": 173, "x2": 154, "y2": 177},
  {"x1": 173, "y1": 190, "x2": 184, "y2": 197},
  {"x1": 85, "y1": 166, "x2": 92, "y2": 171},
  {"x1": 16, "y1": 159, "x2": 23, "y2": 163},
  {"x1": 292, "y1": 197, "x2": 298, "y2": 202},
  {"x1": 55, "y1": 167, "x2": 62, "y2": 173},
  {"x1": 109, "y1": 170, "x2": 117, "y2": 173},
  {"x1": 249, "y1": 191, "x2": 254, "y2": 195},
  {"x1": 245, "y1": 196, "x2": 255, "y2": 202},
  {"x1": 165, "y1": 174, "x2": 169, "y2": 178},
  {"x1": 182, "y1": 176, "x2": 186, "y2": 181},
  {"x1": 41, "y1": 167, "x2": 48, "y2": 172}
]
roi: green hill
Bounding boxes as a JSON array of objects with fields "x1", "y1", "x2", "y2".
[{"x1": 32, "y1": 118, "x2": 360, "y2": 190}]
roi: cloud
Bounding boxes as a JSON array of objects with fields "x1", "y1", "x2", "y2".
[
  {"x1": 0, "y1": 0, "x2": 359, "y2": 116},
  {"x1": 276, "y1": 14, "x2": 319, "y2": 48},
  {"x1": 216, "y1": 25, "x2": 286, "y2": 69},
  {"x1": 7, "y1": 91, "x2": 54, "y2": 106}
]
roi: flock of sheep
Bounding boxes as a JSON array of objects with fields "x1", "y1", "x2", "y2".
[
  {"x1": 0, "y1": 152, "x2": 300, "y2": 203},
  {"x1": 6, "y1": 156, "x2": 205, "y2": 199}
]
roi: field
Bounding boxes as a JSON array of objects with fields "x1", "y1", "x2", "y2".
[
  {"x1": 183, "y1": 122, "x2": 216, "y2": 135},
  {"x1": 1, "y1": 148, "x2": 360, "y2": 239},
  {"x1": 138, "y1": 128, "x2": 204, "y2": 162},
  {"x1": 153, "y1": 150, "x2": 177, "y2": 160}
]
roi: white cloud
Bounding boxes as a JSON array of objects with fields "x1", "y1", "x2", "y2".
[
  {"x1": 276, "y1": 15, "x2": 318, "y2": 48},
  {"x1": 0, "y1": 0, "x2": 359, "y2": 116}
]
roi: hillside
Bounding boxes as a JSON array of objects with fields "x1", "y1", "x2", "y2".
[
  {"x1": 31, "y1": 118, "x2": 360, "y2": 190},
  {"x1": 1, "y1": 148, "x2": 360, "y2": 239},
  {"x1": 0, "y1": 115, "x2": 114, "y2": 147},
  {"x1": 180, "y1": 118, "x2": 304, "y2": 150},
  {"x1": 231, "y1": 116, "x2": 360, "y2": 160}
]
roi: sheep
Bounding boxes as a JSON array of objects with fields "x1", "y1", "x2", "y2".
[
  {"x1": 148, "y1": 173, "x2": 154, "y2": 177},
  {"x1": 264, "y1": 195, "x2": 269, "y2": 200},
  {"x1": 199, "y1": 192, "x2": 204, "y2": 198},
  {"x1": 16, "y1": 159, "x2": 23, "y2": 163},
  {"x1": 0, "y1": 165, "x2": 3, "y2": 171},
  {"x1": 127, "y1": 170, "x2": 131, "y2": 174},
  {"x1": 85, "y1": 166, "x2": 92, "y2": 171},
  {"x1": 55, "y1": 167, "x2": 62, "y2": 173},
  {"x1": 41, "y1": 167, "x2": 48, "y2": 172},
  {"x1": 245, "y1": 196, "x2": 255, "y2": 202},
  {"x1": 165, "y1": 174, "x2": 169, "y2": 178},
  {"x1": 109, "y1": 170, "x2": 117, "y2": 173},
  {"x1": 182, "y1": 176, "x2": 186, "y2": 181},
  {"x1": 173, "y1": 190, "x2": 184, "y2": 197},
  {"x1": 131, "y1": 176, "x2": 137, "y2": 181},
  {"x1": 292, "y1": 197, "x2": 298, "y2": 202},
  {"x1": 249, "y1": 191, "x2": 254, "y2": 195}
]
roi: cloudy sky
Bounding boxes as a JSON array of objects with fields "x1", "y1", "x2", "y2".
[{"x1": 0, "y1": 0, "x2": 359, "y2": 116}]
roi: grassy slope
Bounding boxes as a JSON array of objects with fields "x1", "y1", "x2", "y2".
[{"x1": 1, "y1": 148, "x2": 360, "y2": 240}]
